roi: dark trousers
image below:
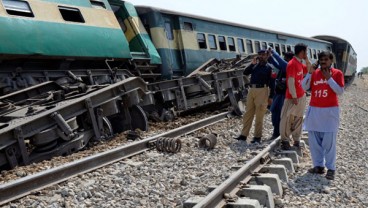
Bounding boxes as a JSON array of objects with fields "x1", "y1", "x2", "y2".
[{"x1": 270, "y1": 93, "x2": 285, "y2": 137}]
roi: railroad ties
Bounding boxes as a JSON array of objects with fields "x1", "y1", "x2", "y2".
[
  {"x1": 0, "y1": 112, "x2": 230, "y2": 205},
  {"x1": 184, "y1": 138, "x2": 307, "y2": 208}
]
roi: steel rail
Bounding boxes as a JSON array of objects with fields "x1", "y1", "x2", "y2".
[
  {"x1": 194, "y1": 138, "x2": 281, "y2": 208},
  {"x1": 0, "y1": 112, "x2": 230, "y2": 205}
]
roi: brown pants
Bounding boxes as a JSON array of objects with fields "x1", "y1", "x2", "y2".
[
  {"x1": 279, "y1": 94, "x2": 306, "y2": 142},
  {"x1": 241, "y1": 87, "x2": 269, "y2": 138}
]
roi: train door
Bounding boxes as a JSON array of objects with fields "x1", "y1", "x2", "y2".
[
  {"x1": 333, "y1": 42, "x2": 347, "y2": 72},
  {"x1": 161, "y1": 15, "x2": 184, "y2": 78}
]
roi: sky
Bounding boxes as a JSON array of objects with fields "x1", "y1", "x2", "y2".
[{"x1": 127, "y1": 0, "x2": 367, "y2": 71}]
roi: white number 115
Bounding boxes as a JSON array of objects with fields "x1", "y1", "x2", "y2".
[{"x1": 314, "y1": 89, "x2": 328, "y2": 98}]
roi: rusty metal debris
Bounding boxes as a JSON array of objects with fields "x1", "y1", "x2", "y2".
[
  {"x1": 198, "y1": 134, "x2": 217, "y2": 150},
  {"x1": 187, "y1": 54, "x2": 256, "y2": 77},
  {"x1": 156, "y1": 137, "x2": 182, "y2": 153}
]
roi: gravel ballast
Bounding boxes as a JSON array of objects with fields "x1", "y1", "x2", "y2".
[{"x1": 2, "y1": 76, "x2": 368, "y2": 208}]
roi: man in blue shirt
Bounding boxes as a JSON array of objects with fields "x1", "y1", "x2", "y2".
[
  {"x1": 235, "y1": 49, "x2": 275, "y2": 143},
  {"x1": 268, "y1": 50, "x2": 294, "y2": 140}
]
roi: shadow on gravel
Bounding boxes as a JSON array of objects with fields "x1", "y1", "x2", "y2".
[
  {"x1": 229, "y1": 140, "x2": 269, "y2": 155},
  {"x1": 289, "y1": 172, "x2": 333, "y2": 195}
]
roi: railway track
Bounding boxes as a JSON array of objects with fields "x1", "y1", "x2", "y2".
[
  {"x1": 185, "y1": 138, "x2": 303, "y2": 208},
  {"x1": 0, "y1": 112, "x2": 231, "y2": 205}
]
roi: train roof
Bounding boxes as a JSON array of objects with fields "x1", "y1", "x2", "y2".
[
  {"x1": 312, "y1": 35, "x2": 357, "y2": 55},
  {"x1": 135, "y1": 5, "x2": 331, "y2": 45}
]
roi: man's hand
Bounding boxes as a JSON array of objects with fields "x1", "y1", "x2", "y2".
[
  {"x1": 303, "y1": 50, "x2": 308, "y2": 60},
  {"x1": 305, "y1": 58, "x2": 315, "y2": 74},
  {"x1": 251, "y1": 57, "x2": 257, "y2": 65},
  {"x1": 292, "y1": 98, "x2": 298, "y2": 105},
  {"x1": 267, "y1": 47, "x2": 272, "y2": 58},
  {"x1": 268, "y1": 98, "x2": 273, "y2": 106},
  {"x1": 321, "y1": 68, "x2": 331, "y2": 80},
  {"x1": 310, "y1": 62, "x2": 318, "y2": 73}
]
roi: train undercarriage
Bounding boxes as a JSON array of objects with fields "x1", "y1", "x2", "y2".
[{"x1": 0, "y1": 57, "x2": 251, "y2": 170}]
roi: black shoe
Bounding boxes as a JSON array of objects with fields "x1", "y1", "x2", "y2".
[
  {"x1": 234, "y1": 135, "x2": 247, "y2": 141},
  {"x1": 325, "y1": 169, "x2": 335, "y2": 180},
  {"x1": 308, "y1": 166, "x2": 325, "y2": 174},
  {"x1": 281, "y1": 140, "x2": 291, "y2": 150},
  {"x1": 251, "y1": 137, "x2": 261, "y2": 144},
  {"x1": 293, "y1": 141, "x2": 300, "y2": 148}
]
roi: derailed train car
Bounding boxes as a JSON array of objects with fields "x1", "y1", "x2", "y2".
[
  {"x1": 0, "y1": 0, "x2": 248, "y2": 169},
  {"x1": 134, "y1": 6, "x2": 357, "y2": 80},
  {"x1": 313, "y1": 35, "x2": 357, "y2": 81},
  {"x1": 0, "y1": 0, "x2": 357, "y2": 170}
]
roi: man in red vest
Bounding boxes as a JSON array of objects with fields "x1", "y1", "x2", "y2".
[
  {"x1": 302, "y1": 51, "x2": 344, "y2": 180},
  {"x1": 279, "y1": 43, "x2": 308, "y2": 150}
]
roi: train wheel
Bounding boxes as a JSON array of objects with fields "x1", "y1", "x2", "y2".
[
  {"x1": 108, "y1": 105, "x2": 148, "y2": 133},
  {"x1": 237, "y1": 100, "x2": 246, "y2": 114},
  {"x1": 227, "y1": 89, "x2": 242, "y2": 116},
  {"x1": 101, "y1": 116, "x2": 113, "y2": 139},
  {"x1": 130, "y1": 105, "x2": 148, "y2": 131}
]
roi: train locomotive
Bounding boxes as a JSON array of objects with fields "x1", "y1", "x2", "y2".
[{"x1": 0, "y1": 0, "x2": 357, "y2": 170}]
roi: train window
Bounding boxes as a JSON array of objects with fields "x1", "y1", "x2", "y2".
[
  {"x1": 275, "y1": 44, "x2": 281, "y2": 55},
  {"x1": 218, "y1": 36, "x2": 227, "y2": 51},
  {"x1": 228, "y1": 37, "x2": 236, "y2": 52},
  {"x1": 308, "y1": 48, "x2": 312, "y2": 58},
  {"x1": 90, "y1": 0, "x2": 106, "y2": 9},
  {"x1": 183, "y1": 22, "x2": 193, "y2": 31},
  {"x1": 164, "y1": 22, "x2": 174, "y2": 40},
  {"x1": 246, "y1": 39, "x2": 254, "y2": 54},
  {"x1": 261, "y1": 42, "x2": 267, "y2": 50},
  {"x1": 313, "y1": 49, "x2": 317, "y2": 59},
  {"x1": 59, "y1": 6, "x2": 85, "y2": 23},
  {"x1": 237, "y1": 38, "x2": 245, "y2": 53},
  {"x1": 208, "y1": 35, "x2": 217, "y2": 50},
  {"x1": 254, "y1": 41, "x2": 261, "y2": 52},
  {"x1": 117, "y1": 17, "x2": 127, "y2": 32},
  {"x1": 197, "y1": 33, "x2": 207, "y2": 49},
  {"x1": 281, "y1": 44, "x2": 286, "y2": 54},
  {"x1": 286, "y1": 45, "x2": 291, "y2": 52},
  {"x1": 291, "y1": 46, "x2": 295, "y2": 53},
  {"x1": 2, "y1": 0, "x2": 34, "y2": 17},
  {"x1": 268, "y1": 42, "x2": 274, "y2": 49}
]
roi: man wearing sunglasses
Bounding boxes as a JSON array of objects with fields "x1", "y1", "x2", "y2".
[{"x1": 302, "y1": 51, "x2": 344, "y2": 180}]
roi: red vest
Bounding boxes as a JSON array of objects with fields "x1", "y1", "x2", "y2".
[
  {"x1": 310, "y1": 68, "x2": 344, "y2": 107},
  {"x1": 286, "y1": 57, "x2": 307, "y2": 99}
]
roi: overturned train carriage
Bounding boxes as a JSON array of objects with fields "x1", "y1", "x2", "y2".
[{"x1": 0, "y1": 0, "x2": 248, "y2": 169}]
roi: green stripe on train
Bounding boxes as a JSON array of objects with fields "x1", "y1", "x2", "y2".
[
  {"x1": 129, "y1": 35, "x2": 162, "y2": 64},
  {"x1": 112, "y1": 1, "x2": 162, "y2": 64},
  {"x1": 122, "y1": 1, "x2": 139, "y2": 18},
  {"x1": 0, "y1": 17, "x2": 131, "y2": 59},
  {"x1": 157, "y1": 48, "x2": 240, "y2": 77},
  {"x1": 42, "y1": 0, "x2": 112, "y2": 9}
]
